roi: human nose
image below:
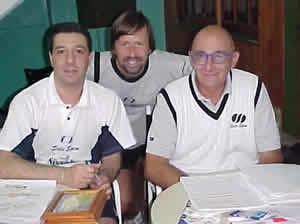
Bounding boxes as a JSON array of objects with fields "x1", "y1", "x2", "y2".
[
  {"x1": 204, "y1": 56, "x2": 214, "y2": 71},
  {"x1": 128, "y1": 46, "x2": 137, "y2": 57},
  {"x1": 66, "y1": 51, "x2": 75, "y2": 64}
]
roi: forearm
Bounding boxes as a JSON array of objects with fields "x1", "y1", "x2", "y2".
[
  {"x1": 259, "y1": 149, "x2": 283, "y2": 164},
  {"x1": 145, "y1": 153, "x2": 186, "y2": 190},
  {"x1": 101, "y1": 152, "x2": 121, "y2": 183},
  {"x1": 0, "y1": 150, "x2": 64, "y2": 182}
]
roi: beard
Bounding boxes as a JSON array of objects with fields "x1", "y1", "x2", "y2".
[{"x1": 118, "y1": 56, "x2": 146, "y2": 77}]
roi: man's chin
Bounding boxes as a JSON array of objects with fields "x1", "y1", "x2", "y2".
[{"x1": 122, "y1": 67, "x2": 144, "y2": 78}]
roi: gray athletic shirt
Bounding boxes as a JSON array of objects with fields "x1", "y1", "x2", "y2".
[{"x1": 86, "y1": 50, "x2": 193, "y2": 147}]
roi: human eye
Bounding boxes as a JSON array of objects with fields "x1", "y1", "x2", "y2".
[
  {"x1": 55, "y1": 48, "x2": 65, "y2": 55},
  {"x1": 213, "y1": 52, "x2": 226, "y2": 63},
  {"x1": 119, "y1": 41, "x2": 129, "y2": 47},
  {"x1": 192, "y1": 52, "x2": 207, "y2": 64},
  {"x1": 75, "y1": 48, "x2": 85, "y2": 54},
  {"x1": 135, "y1": 42, "x2": 144, "y2": 47}
]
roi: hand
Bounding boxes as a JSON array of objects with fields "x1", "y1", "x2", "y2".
[
  {"x1": 63, "y1": 163, "x2": 101, "y2": 189},
  {"x1": 89, "y1": 170, "x2": 112, "y2": 200}
]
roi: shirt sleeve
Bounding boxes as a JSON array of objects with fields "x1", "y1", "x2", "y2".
[
  {"x1": 146, "y1": 93, "x2": 177, "y2": 158},
  {"x1": 106, "y1": 94, "x2": 136, "y2": 150},
  {"x1": 168, "y1": 53, "x2": 193, "y2": 80},
  {"x1": 0, "y1": 95, "x2": 35, "y2": 151},
  {"x1": 255, "y1": 83, "x2": 281, "y2": 152}
]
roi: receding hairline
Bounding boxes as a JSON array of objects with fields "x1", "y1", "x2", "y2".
[{"x1": 192, "y1": 25, "x2": 236, "y2": 51}]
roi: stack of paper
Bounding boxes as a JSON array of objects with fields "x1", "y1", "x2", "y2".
[
  {"x1": 241, "y1": 164, "x2": 300, "y2": 203},
  {"x1": 181, "y1": 164, "x2": 300, "y2": 213},
  {"x1": 181, "y1": 172, "x2": 267, "y2": 213},
  {"x1": 0, "y1": 179, "x2": 56, "y2": 224}
]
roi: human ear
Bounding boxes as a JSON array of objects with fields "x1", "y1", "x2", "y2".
[{"x1": 231, "y1": 51, "x2": 240, "y2": 68}]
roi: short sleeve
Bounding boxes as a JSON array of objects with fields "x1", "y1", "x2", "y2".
[
  {"x1": 254, "y1": 83, "x2": 281, "y2": 152},
  {"x1": 146, "y1": 93, "x2": 177, "y2": 158},
  {"x1": 106, "y1": 94, "x2": 136, "y2": 150},
  {"x1": 0, "y1": 95, "x2": 35, "y2": 151}
]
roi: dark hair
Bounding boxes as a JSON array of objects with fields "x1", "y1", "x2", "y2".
[
  {"x1": 47, "y1": 22, "x2": 92, "y2": 53},
  {"x1": 111, "y1": 10, "x2": 155, "y2": 51}
]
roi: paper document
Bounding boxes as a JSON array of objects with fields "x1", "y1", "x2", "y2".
[
  {"x1": 0, "y1": 179, "x2": 56, "y2": 224},
  {"x1": 181, "y1": 172, "x2": 266, "y2": 212},
  {"x1": 241, "y1": 164, "x2": 300, "y2": 203}
]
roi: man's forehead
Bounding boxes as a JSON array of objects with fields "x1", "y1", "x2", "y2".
[
  {"x1": 191, "y1": 32, "x2": 233, "y2": 52},
  {"x1": 118, "y1": 27, "x2": 148, "y2": 39},
  {"x1": 53, "y1": 33, "x2": 88, "y2": 47}
]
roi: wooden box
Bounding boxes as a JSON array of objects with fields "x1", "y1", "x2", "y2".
[{"x1": 41, "y1": 189, "x2": 106, "y2": 224}]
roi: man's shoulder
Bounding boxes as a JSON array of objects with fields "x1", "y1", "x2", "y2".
[
  {"x1": 150, "y1": 49, "x2": 188, "y2": 61},
  {"x1": 231, "y1": 68, "x2": 259, "y2": 82},
  {"x1": 9, "y1": 78, "x2": 49, "y2": 112},
  {"x1": 98, "y1": 51, "x2": 112, "y2": 59},
  {"x1": 86, "y1": 79, "x2": 119, "y2": 99},
  {"x1": 16, "y1": 78, "x2": 49, "y2": 101},
  {"x1": 164, "y1": 74, "x2": 190, "y2": 92}
]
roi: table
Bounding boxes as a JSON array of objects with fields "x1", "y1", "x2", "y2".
[
  {"x1": 150, "y1": 165, "x2": 300, "y2": 224},
  {"x1": 151, "y1": 182, "x2": 188, "y2": 224}
]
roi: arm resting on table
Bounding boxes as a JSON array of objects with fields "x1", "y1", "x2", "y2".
[
  {"x1": 145, "y1": 153, "x2": 186, "y2": 190},
  {"x1": 259, "y1": 148, "x2": 283, "y2": 164},
  {"x1": 0, "y1": 149, "x2": 64, "y2": 181},
  {"x1": 0, "y1": 150, "x2": 99, "y2": 189}
]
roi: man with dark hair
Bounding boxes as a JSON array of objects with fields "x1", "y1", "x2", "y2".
[
  {"x1": 86, "y1": 10, "x2": 192, "y2": 222},
  {"x1": 0, "y1": 22, "x2": 135, "y2": 224}
]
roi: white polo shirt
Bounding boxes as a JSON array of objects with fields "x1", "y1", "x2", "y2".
[
  {"x1": 147, "y1": 69, "x2": 280, "y2": 174},
  {"x1": 0, "y1": 73, "x2": 136, "y2": 166}
]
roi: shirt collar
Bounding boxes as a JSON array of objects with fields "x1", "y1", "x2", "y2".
[{"x1": 48, "y1": 72, "x2": 89, "y2": 107}]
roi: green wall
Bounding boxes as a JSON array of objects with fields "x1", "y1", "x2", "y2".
[
  {"x1": 0, "y1": 0, "x2": 166, "y2": 110},
  {"x1": 0, "y1": 0, "x2": 50, "y2": 110}
]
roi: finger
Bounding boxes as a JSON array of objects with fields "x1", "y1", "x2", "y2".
[
  {"x1": 99, "y1": 183, "x2": 111, "y2": 191},
  {"x1": 90, "y1": 163, "x2": 101, "y2": 169}
]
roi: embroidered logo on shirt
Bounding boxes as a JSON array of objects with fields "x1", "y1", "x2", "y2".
[
  {"x1": 123, "y1": 97, "x2": 136, "y2": 104},
  {"x1": 231, "y1": 113, "x2": 247, "y2": 128},
  {"x1": 48, "y1": 136, "x2": 80, "y2": 165}
]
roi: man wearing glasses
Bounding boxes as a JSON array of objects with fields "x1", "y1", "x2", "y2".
[{"x1": 145, "y1": 25, "x2": 283, "y2": 189}]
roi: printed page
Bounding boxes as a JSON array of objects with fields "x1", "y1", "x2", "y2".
[
  {"x1": 241, "y1": 164, "x2": 300, "y2": 202},
  {"x1": 0, "y1": 179, "x2": 56, "y2": 224},
  {"x1": 181, "y1": 172, "x2": 266, "y2": 212}
]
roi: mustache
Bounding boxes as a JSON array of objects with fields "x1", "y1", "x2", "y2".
[{"x1": 124, "y1": 57, "x2": 143, "y2": 62}]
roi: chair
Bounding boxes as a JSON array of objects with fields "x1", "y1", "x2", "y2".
[
  {"x1": 24, "y1": 66, "x2": 53, "y2": 86},
  {"x1": 0, "y1": 109, "x2": 6, "y2": 128},
  {"x1": 112, "y1": 180, "x2": 122, "y2": 224},
  {"x1": 147, "y1": 181, "x2": 162, "y2": 206}
]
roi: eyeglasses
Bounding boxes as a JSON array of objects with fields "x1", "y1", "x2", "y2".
[{"x1": 189, "y1": 51, "x2": 233, "y2": 65}]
